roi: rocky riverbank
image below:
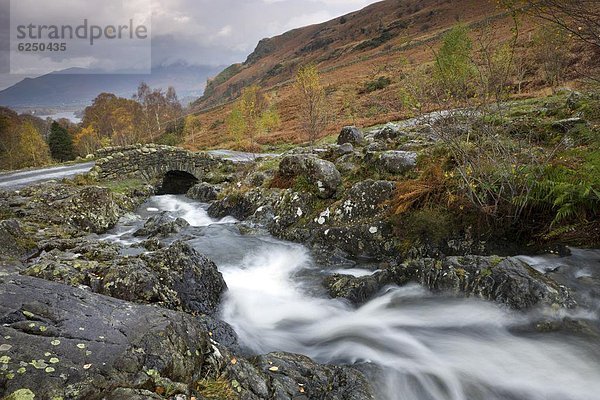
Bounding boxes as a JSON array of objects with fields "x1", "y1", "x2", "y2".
[{"x1": 1, "y1": 94, "x2": 599, "y2": 399}]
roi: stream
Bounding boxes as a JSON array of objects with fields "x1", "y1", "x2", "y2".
[{"x1": 103, "y1": 195, "x2": 600, "y2": 400}]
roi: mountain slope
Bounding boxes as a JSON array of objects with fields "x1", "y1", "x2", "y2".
[
  {"x1": 0, "y1": 64, "x2": 223, "y2": 109},
  {"x1": 193, "y1": 0, "x2": 503, "y2": 110},
  {"x1": 187, "y1": 0, "x2": 562, "y2": 150}
]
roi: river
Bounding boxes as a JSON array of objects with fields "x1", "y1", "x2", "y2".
[{"x1": 102, "y1": 194, "x2": 600, "y2": 400}]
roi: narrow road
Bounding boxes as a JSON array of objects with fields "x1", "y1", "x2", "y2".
[
  {"x1": 0, "y1": 150, "x2": 278, "y2": 190},
  {"x1": 0, "y1": 162, "x2": 96, "y2": 190}
]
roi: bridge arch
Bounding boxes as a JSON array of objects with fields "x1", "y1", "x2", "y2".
[
  {"x1": 156, "y1": 170, "x2": 199, "y2": 195},
  {"x1": 93, "y1": 145, "x2": 224, "y2": 192}
]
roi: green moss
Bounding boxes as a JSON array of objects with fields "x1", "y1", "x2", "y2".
[
  {"x1": 292, "y1": 175, "x2": 314, "y2": 193},
  {"x1": 490, "y1": 256, "x2": 504, "y2": 267},
  {"x1": 257, "y1": 157, "x2": 280, "y2": 172},
  {"x1": 0, "y1": 208, "x2": 15, "y2": 221},
  {"x1": 480, "y1": 268, "x2": 493, "y2": 278},
  {"x1": 2, "y1": 389, "x2": 36, "y2": 400},
  {"x1": 99, "y1": 178, "x2": 146, "y2": 194}
]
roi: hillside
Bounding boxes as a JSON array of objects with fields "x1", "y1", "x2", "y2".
[
  {"x1": 187, "y1": 0, "x2": 595, "y2": 150},
  {"x1": 0, "y1": 64, "x2": 223, "y2": 109}
]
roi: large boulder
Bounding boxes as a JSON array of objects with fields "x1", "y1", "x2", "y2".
[
  {"x1": 279, "y1": 155, "x2": 341, "y2": 199},
  {"x1": 24, "y1": 241, "x2": 227, "y2": 316},
  {"x1": 214, "y1": 350, "x2": 376, "y2": 400},
  {"x1": 333, "y1": 180, "x2": 396, "y2": 223},
  {"x1": 208, "y1": 188, "x2": 272, "y2": 221},
  {"x1": 187, "y1": 182, "x2": 222, "y2": 202},
  {"x1": 4, "y1": 182, "x2": 153, "y2": 236},
  {"x1": 337, "y1": 126, "x2": 364, "y2": 145},
  {"x1": 133, "y1": 212, "x2": 190, "y2": 238},
  {"x1": 63, "y1": 187, "x2": 123, "y2": 234},
  {"x1": 325, "y1": 255, "x2": 576, "y2": 310},
  {"x1": 371, "y1": 151, "x2": 417, "y2": 174},
  {"x1": 0, "y1": 275, "x2": 231, "y2": 400}
]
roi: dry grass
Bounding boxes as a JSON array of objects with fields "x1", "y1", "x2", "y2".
[
  {"x1": 196, "y1": 376, "x2": 239, "y2": 400},
  {"x1": 391, "y1": 164, "x2": 452, "y2": 215},
  {"x1": 183, "y1": 0, "x2": 598, "y2": 152}
]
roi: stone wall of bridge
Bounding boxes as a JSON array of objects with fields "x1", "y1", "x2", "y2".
[{"x1": 92, "y1": 144, "x2": 224, "y2": 182}]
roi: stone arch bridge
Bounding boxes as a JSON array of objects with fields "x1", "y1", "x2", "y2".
[{"x1": 92, "y1": 144, "x2": 229, "y2": 194}]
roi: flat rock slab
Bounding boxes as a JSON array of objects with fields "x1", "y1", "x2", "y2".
[{"x1": 0, "y1": 275, "x2": 225, "y2": 399}]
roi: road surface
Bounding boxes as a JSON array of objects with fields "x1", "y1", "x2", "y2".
[
  {"x1": 0, "y1": 162, "x2": 96, "y2": 190},
  {"x1": 0, "y1": 150, "x2": 278, "y2": 191}
]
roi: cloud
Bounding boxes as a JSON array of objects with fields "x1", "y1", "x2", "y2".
[{"x1": 0, "y1": 0, "x2": 380, "y2": 89}]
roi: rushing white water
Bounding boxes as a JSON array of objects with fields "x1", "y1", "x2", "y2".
[
  {"x1": 109, "y1": 195, "x2": 600, "y2": 400},
  {"x1": 152, "y1": 195, "x2": 237, "y2": 226}
]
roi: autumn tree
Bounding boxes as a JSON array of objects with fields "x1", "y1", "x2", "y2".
[
  {"x1": 473, "y1": 19, "x2": 519, "y2": 104},
  {"x1": 183, "y1": 115, "x2": 203, "y2": 139},
  {"x1": 0, "y1": 108, "x2": 51, "y2": 170},
  {"x1": 134, "y1": 83, "x2": 183, "y2": 142},
  {"x1": 295, "y1": 64, "x2": 327, "y2": 145},
  {"x1": 226, "y1": 106, "x2": 247, "y2": 145},
  {"x1": 226, "y1": 85, "x2": 275, "y2": 149},
  {"x1": 14, "y1": 122, "x2": 51, "y2": 169},
  {"x1": 432, "y1": 24, "x2": 477, "y2": 102},
  {"x1": 74, "y1": 126, "x2": 104, "y2": 156},
  {"x1": 80, "y1": 93, "x2": 144, "y2": 147}
]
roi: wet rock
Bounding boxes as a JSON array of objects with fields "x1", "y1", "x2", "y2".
[
  {"x1": 279, "y1": 155, "x2": 341, "y2": 199},
  {"x1": 324, "y1": 273, "x2": 386, "y2": 305},
  {"x1": 333, "y1": 180, "x2": 395, "y2": 223},
  {"x1": 133, "y1": 212, "x2": 190, "y2": 238},
  {"x1": 0, "y1": 275, "x2": 231, "y2": 399},
  {"x1": 24, "y1": 241, "x2": 227, "y2": 316},
  {"x1": 187, "y1": 182, "x2": 222, "y2": 202},
  {"x1": 0, "y1": 219, "x2": 34, "y2": 260},
  {"x1": 137, "y1": 238, "x2": 163, "y2": 251},
  {"x1": 36, "y1": 238, "x2": 121, "y2": 262},
  {"x1": 370, "y1": 151, "x2": 417, "y2": 174},
  {"x1": 311, "y1": 222, "x2": 398, "y2": 261},
  {"x1": 208, "y1": 188, "x2": 271, "y2": 221},
  {"x1": 63, "y1": 187, "x2": 122, "y2": 234},
  {"x1": 325, "y1": 256, "x2": 576, "y2": 310},
  {"x1": 204, "y1": 344, "x2": 376, "y2": 400},
  {"x1": 270, "y1": 191, "x2": 315, "y2": 234},
  {"x1": 337, "y1": 126, "x2": 364, "y2": 145}
]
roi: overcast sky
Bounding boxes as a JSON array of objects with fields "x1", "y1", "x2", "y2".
[{"x1": 0, "y1": 0, "x2": 380, "y2": 90}]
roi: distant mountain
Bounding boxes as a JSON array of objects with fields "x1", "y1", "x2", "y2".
[{"x1": 0, "y1": 63, "x2": 224, "y2": 109}]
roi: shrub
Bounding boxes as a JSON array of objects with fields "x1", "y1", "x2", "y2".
[{"x1": 359, "y1": 76, "x2": 392, "y2": 94}]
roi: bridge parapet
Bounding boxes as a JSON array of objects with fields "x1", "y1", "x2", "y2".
[{"x1": 92, "y1": 144, "x2": 224, "y2": 183}]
